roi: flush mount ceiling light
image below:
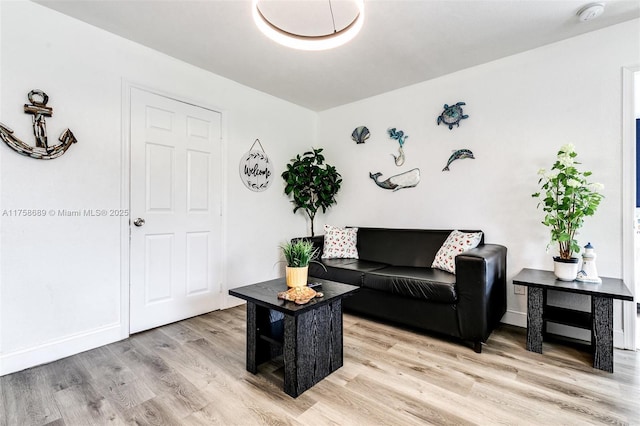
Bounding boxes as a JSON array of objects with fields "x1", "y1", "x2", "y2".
[{"x1": 252, "y1": 0, "x2": 365, "y2": 51}]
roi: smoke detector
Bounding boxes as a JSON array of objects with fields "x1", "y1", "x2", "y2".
[{"x1": 577, "y1": 3, "x2": 605, "y2": 22}]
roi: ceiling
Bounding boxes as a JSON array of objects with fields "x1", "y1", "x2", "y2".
[{"x1": 35, "y1": 0, "x2": 640, "y2": 111}]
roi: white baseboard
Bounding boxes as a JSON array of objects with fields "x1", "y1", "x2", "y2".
[
  {"x1": 224, "y1": 295, "x2": 245, "y2": 310},
  {"x1": 502, "y1": 309, "x2": 527, "y2": 328},
  {"x1": 0, "y1": 323, "x2": 123, "y2": 376},
  {"x1": 613, "y1": 329, "x2": 625, "y2": 349}
]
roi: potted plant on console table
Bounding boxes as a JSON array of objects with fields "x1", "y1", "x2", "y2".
[{"x1": 532, "y1": 144, "x2": 604, "y2": 281}]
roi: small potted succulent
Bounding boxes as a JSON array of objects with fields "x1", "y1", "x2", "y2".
[
  {"x1": 532, "y1": 144, "x2": 604, "y2": 280},
  {"x1": 280, "y1": 239, "x2": 323, "y2": 287}
]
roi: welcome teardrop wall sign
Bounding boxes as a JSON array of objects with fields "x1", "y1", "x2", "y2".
[{"x1": 239, "y1": 139, "x2": 273, "y2": 192}]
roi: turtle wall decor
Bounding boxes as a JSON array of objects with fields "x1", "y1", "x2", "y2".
[{"x1": 437, "y1": 102, "x2": 469, "y2": 130}]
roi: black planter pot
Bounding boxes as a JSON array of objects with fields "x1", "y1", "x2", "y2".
[{"x1": 552, "y1": 256, "x2": 579, "y2": 263}]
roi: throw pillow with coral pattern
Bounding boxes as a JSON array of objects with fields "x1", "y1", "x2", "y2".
[
  {"x1": 431, "y1": 230, "x2": 483, "y2": 274},
  {"x1": 322, "y1": 225, "x2": 359, "y2": 259}
]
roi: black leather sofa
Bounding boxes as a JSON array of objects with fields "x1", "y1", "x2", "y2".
[{"x1": 305, "y1": 227, "x2": 507, "y2": 352}]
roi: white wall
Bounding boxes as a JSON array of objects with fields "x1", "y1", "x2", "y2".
[
  {"x1": 317, "y1": 20, "x2": 640, "y2": 340},
  {"x1": 0, "y1": 1, "x2": 314, "y2": 375},
  {"x1": 635, "y1": 71, "x2": 640, "y2": 119}
]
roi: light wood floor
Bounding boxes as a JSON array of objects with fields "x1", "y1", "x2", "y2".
[{"x1": 1, "y1": 305, "x2": 639, "y2": 425}]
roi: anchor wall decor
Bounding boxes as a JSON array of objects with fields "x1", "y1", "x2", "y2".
[{"x1": 0, "y1": 90, "x2": 77, "y2": 160}]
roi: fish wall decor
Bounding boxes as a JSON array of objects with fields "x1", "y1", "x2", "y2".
[
  {"x1": 442, "y1": 149, "x2": 475, "y2": 171},
  {"x1": 387, "y1": 127, "x2": 408, "y2": 166},
  {"x1": 351, "y1": 126, "x2": 370, "y2": 144},
  {"x1": 369, "y1": 168, "x2": 420, "y2": 191}
]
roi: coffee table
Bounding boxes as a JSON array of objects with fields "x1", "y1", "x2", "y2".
[
  {"x1": 513, "y1": 268, "x2": 633, "y2": 372},
  {"x1": 229, "y1": 278, "x2": 359, "y2": 397}
]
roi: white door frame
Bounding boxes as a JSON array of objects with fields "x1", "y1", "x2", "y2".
[
  {"x1": 119, "y1": 80, "x2": 228, "y2": 339},
  {"x1": 622, "y1": 65, "x2": 639, "y2": 351}
]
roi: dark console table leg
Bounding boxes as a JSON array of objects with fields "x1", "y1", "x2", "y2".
[
  {"x1": 246, "y1": 303, "x2": 259, "y2": 373},
  {"x1": 592, "y1": 296, "x2": 614, "y2": 372},
  {"x1": 283, "y1": 300, "x2": 343, "y2": 398},
  {"x1": 526, "y1": 287, "x2": 544, "y2": 353}
]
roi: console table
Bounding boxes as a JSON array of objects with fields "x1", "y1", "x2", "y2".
[
  {"x1": 229, "y1": 278, "x2": 359, "y2": 397},
  {"x1": 513, "y1": 268, "x2": 633, "y2": 372}
]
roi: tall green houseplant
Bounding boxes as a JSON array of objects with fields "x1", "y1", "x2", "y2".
[
  {"x1": 282, "y1": 148, "x2": 342, "y2": 237},
  {"x1": 532, "y1": 144, "x2": 604, "y2": 260}
]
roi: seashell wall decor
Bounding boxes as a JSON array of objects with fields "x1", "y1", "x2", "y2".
[{"x1": 351, "y1": 126, "x2": 370, "y2": 144}]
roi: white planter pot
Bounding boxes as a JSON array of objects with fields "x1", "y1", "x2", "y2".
[{"x1": 553, "y1": 257, "x2": 579, "y2": 281}]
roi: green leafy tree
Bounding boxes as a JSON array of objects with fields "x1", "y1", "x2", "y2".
[
  {"x1": 282, "y1": 148, "x2": 342, "y2": 237},
  {"x1": 532, "y1": 144, "x2": 604, "y2": 259}
]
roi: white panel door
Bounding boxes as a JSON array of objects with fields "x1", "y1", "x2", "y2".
[{"x1": 130, "y1": 88, "x2": 222, "y2": 333}]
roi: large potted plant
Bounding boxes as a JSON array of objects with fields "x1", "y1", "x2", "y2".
[
  {"x1": 281, "y1": 239, "x2": 321, "y2": 287},
  {"x1": 281, "y1": 148, "x2": 342, "y2": 237},
  {"x1": 532, "y1": 144, "x2": 604, "y2": 280}
]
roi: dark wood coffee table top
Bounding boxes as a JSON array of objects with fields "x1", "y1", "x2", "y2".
[
  {"x1": 229, "y1": 278, "x2": 359, "y2": 317},
  {"x1": 513, "y1": 268, "x2": 633, "y2": 301}
]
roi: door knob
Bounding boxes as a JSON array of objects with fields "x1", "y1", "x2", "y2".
[{"x1": 133, "y1": 218, "x2": 145, "y2": 227}]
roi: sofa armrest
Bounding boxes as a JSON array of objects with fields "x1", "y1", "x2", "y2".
[{"x1": 455, "y1": 244, "x2": 507, "y2": 342}]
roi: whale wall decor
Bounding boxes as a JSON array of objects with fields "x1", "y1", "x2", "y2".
[{"x1": 369, "y1": 168, "x2": 420, "y2": 191}]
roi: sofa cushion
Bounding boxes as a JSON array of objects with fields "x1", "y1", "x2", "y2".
[
  {"x1": 322, "y1": 225, "x2": 359, "y2": 259},
  {"x1": 432, "y1": 230, "x2": 483, "y2": 274},
  {"x1": 323, "y1": 258, "x2": 388, "y2": 271},
  {"x1": 309, "y1": 259, "x2": 388, "y2": 286},
  {"x1": 362, "y1": 266, "x2": 457, "y2": 303}
]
